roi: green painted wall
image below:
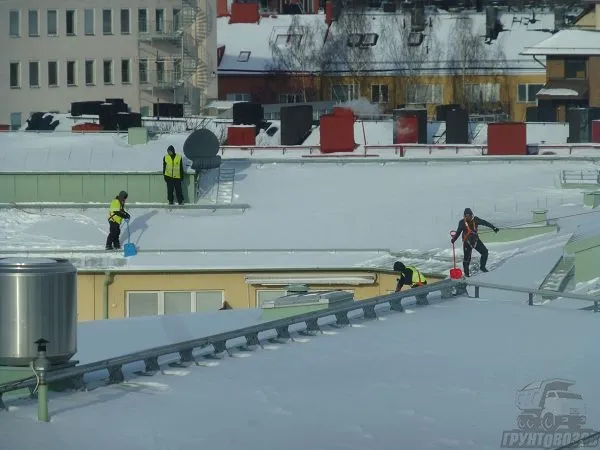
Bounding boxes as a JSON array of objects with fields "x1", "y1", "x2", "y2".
[
  {"x1": 573, "y1": 248, "x2": 600, "y2": 283},
  {"x1": 0, "y1": 173, "x2": 197, "y2": 203},
  {"x1": 478, "y1": 225, "x2": 557, "y2": 243}
]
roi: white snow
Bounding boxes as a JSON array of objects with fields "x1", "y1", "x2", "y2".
[
  {"x1": 522, "y1": 29, "x2": 600, "y2": 56},
  {"x1": 537, "y1": 88, "x2": 580, "y2": 97}
]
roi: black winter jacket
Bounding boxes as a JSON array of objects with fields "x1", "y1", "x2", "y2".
[{"x1": 451, "y1": 216, "x2": 497, "y2": 244}]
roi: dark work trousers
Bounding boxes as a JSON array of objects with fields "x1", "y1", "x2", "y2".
[
  {"x1": 463, "y1": 239, "x2": 488, "y2": 275},
  {"x1": 165, "y1": 177, "x2": 184, "y2": 204},
  {"x1": 106, "y1": 221, "x2": 121, "y2": 249}
]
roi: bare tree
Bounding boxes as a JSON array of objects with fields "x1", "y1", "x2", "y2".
[
  {"x1": 381, "y1": 13, "x2": 442, "y2": 107},
  {"x1": 268, "y1": 15, "x2": 326, "y2": 102}
]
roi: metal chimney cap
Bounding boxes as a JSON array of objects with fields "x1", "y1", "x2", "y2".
[{"x1": 0, "y1": 257, "x2": 62, "y2": 266}]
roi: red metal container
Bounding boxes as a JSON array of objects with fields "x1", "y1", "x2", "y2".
[
  {"x1": 393, "y1": 115, "x2": 419, "y2": 144},
  {"x1": 217, "y1": 0, "x2": 228, "y2": 17},
  {"x1": 72, "y1": 123, "x2": 102, "y2": 132},
  {"x1": 227, "y1": 125, "x2": 255, "y2": 146},
  {"x1": 487, "y1": 122, "x2": 527, "y2": 155},
  {"x1": 0, "y1": 124, "x2": 10, "y2": 132},
  {"x1": 592, "y1": 120, "x2": 600, "y2": 143},
  {"x1": 229, "y1": 2, "x2": 259, "y2": 23},
  {"x1": 319, "y1": 114, "x2": 355, "y2": 153}
]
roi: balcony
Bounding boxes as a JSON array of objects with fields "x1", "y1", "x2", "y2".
[
  {"x1": 138, "y1": 20, "x2": 183, "y2": 41},
  {"x1": 140, "y1": 70, "x2": 184, "y2": 90}
]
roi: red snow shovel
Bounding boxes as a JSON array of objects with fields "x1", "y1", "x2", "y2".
[{"x1": 449, "y1": 231, "x2": 463, "y2": 279}]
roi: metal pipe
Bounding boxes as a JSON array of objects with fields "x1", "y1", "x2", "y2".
[
  {"x1": 103, "y1": 271, "x2": 115, "y2": 320},
  {"x1": 33, "y1": 338, "x2": 50, "y2": 422}
]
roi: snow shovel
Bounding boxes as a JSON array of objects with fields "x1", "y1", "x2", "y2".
[
  {"x1": 449, "y1": 230, "x2": 463, "y2": 279},
  {"x1": 123, "y1": 218, "x2": 137, "y2": 257}
]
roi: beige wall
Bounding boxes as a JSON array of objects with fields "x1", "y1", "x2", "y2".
[
  {"x1": 76, "y1": 270, "x2": 443, "y2": 321},
  {"x1": 589, "y1": 56, "x2": 600, "y2": 108},
  {"x1": 547, "y1": 57, "x2": 564, "y2": 80}
]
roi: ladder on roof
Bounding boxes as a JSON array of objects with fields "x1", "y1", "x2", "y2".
[
  {"x1": 537, "y1": 255, "x2": 576, "y2": 300},
  {"x1": 216, "y1": 167, "x2": 236, "y2": 204}
]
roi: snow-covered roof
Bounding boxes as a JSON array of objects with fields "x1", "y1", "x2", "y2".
[
  {"x1": 0, "y1": 159, "x2": 593, "y2": 272},
  {"x1": 4, "y1": 261, "x2": 600, "y2": 449},
  {"x1": 217, "y1": 10, "x2": 557, "y2": 75},
  {"x1": 521, "y1": 29, "x2": 600, "y2": 55}
]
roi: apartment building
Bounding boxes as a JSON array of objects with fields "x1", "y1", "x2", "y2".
[{"x1": 0, "y1": 0, "x2": 217, "y2": 128}]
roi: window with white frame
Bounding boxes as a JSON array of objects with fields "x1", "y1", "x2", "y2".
[
  {"x1": 126, "y1": 291, "x2": 225, "y2": 317},
  {"x1": 85, "y1": 60, "x2": 95, "y2": 85},
  {"x1": 28, "y1": 10, "x2": 39, "y2": 37},
  {"x1": 347, "y1": 33, "x2": 378, "y2": 47},
  {"x1": 66, "y1": 60, "x2": 76, "y2": 85},
  {"x1": 9, "y1": 10, "x2": 20, "y2": 37},
  {"x1": 517, "y1": 83, "x2": 543, "y2": 103},
  {"x1": 28, "y1": 61, "x2": 39, "y2": 87},
  {"x1": 66, "y1": 10, "x2": 76, "y2": 35},
  {"x1": 173, "y1": 8, "x2": 181, "y2": 30},
  {"x1": 331, "y1": 84, "x2": 359, "y2": 102},
  {"x1": 371, "y1": 84, "x2": 389, "y2": 103},
  {"x1": 406, "y1": 84, "x2": 443, "y2": 104},
  {"x1": 156, "y1": 60, "x2": 165, "y2": 82},
  {"x1": 138, "y1": 8, "x2": 148, "y2": 33},
  {"x1": 9, "y1": 62, "x2": 20, "y2": 88},
  {"x1": 121, "y1": 58, "x2": 131, "y2": 83},
  {"x1": 237, "y1": 51, "x2": 250, "y2": 62},
  {"x1": 84, "y1": 9, "x2": 94, "y2": 35},
  {"x1": 278, "y1": 93, "x2": 303, "y2": 103},
  {"x1": 155, "y1": 9, "x2": 164, "y2": 32},
  {"x1": 102, "y1": 9, "x2": 112, "y2": 34},
  {"x1": 226, "y1": 93, "x2": 251, "y2": 102},
  {"x1": 274, "y1": 33, "x2": 302, "y2": 47},
  {"x1": 48, "y1": 61, "x2": 58, "y2": 87},
  {"x1": 139, "y1": 58, "x2": 148, "y2": 83},
  {"x1": 256, "y1": 289, "x2": 287, "y2": 307},
  {"x1": 47, "y1": 10, "x2": 57, "y2": 36},
  {"x1": 120, "y1": 9, "x2": 130, "y2": 34},
  {"x1": 464, "y1": 83, "x2": 500, "y2": 103},
  {"x1": 103, "y1": 59, "x2": 113, "y2": 84}
]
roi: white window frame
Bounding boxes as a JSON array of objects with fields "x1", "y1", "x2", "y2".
[
  {"x1": 9, "y1": 10, "x2": 20, "y2": 37},
  {"x1": 48, "y1": 61, "x2": 58, "y2": 87},
  {"x1": 517, "y1": 83, "x2": 543, "y2": 103},
  {"x1": 331, "y1": 84, "x2": 359, "y2": 102},
  {"x1": 464, "y1": 83, "x2": 500, "y2": 104},
  {"x1": 85, "y1": 60, "x2": 95, "y2": 86},
  {"x1": 84, "y1": 9, "x2": 94, "y2": 35},
  {"x1": 371, "y1": 84, "x2": 389, "y2": 103},
  {"x1": 138, "y1": 8, "x2": 148, "y2": 33},
  {"x1": 237, "y1": 51, "x2": 250, "y2": 62},
  {"x1": 103, "y1": 59, "x2": 113, "y2": 84},
  {"x1": 47, "y1": 10, "x2": 58, "y2": 36},
  {"x1": 406, "y1": 84, "x2": 443, "y2": 104},
  {"x1": 28, "y1": 10, "x2": 39, "y2": 37},
  {"x1": 102, "y1": 9, "x2": 113, "y2": 35},
  {"x1": 139, "y1": 58, "x2": 148, "y2": 83},
  {"x1": 9, "y1": 62, "x2": 21, "y2": 88},
  {"x1": 173, "y1": 8, "x2": 181, "y2": 30},
  {"x1": 126, "y1": 290, "x2": 225, "y2": 317},
  {"x1": 274, "y1": 33, "x2": 302, "y2": 47},
  {"x1": 28, "y1": 61, "x2": 39, "y2": 87},
  {"x1": 226, "y1": 93, "x2": 251, "y2": 102},
  {"x1": 278, "y1": 93, "x2": 302, "y2": 103},
  {"x1": 155, "y1": 9, "x2": 165, "y2": 32},
  {"x1": 66, "y1": 60, "x2": 77, "y2": 86},
  {"x1": 120, "y1": 9, "x2": 130, "y2": 34},
  {"x1": 65, "y1": 9, "x2": 76, "y2": 36},
  {"x1": 121, "y1": 58, "x2": 131, "y2": 84}
]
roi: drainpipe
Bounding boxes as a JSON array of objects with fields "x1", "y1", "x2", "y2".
[
  {"x1": 533, "y1": 55, "x2": 546, "y2": 69},
  {"x1": 103, "y1": 271, "x2": 115, "y2": 319}
]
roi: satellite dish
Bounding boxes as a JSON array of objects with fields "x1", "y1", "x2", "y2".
[{"x1": 183, "y1": 129, "x2": 222, "y2": 171}]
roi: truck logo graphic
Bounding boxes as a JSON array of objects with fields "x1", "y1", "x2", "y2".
[{"x1": 501, "y1": 379, "x2": 599, "y2": 448}]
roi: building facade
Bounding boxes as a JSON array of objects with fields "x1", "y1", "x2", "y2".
[{"x1": 0, "y1": 0, "x2": 218, "y2": 127}]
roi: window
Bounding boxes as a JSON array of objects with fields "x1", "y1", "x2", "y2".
[
  {"x1": 226, "y1": 93, "x2": 251, "y2": 102},
  {"x1": 103, "y1": 59, "x2": 113, "y2": 84},
  {"x1": 121, "y1": 59, "x2": 130, "y2": 83},
  {"x1": 120, "y1": 9, "x2": 130, "y2": 34},
  {"x1": 139, "y1": 59, "x2": 148, "y2": 83},
  {"x1": 156, "y1": 60, "x2": 165, "y2": 83},
  {"x1": 126, "y1": 291, "x2": 224, "y2": 317},
  {"x1": 174, "y1": 59, "x2": 181, "y2": 81},
  {"x1": 406, "y1": 84, "x2": 443, "y2": 104},
  {"x1": 102, "y1": 9, "x2": 112, "y2": 34},
  {"x1": 371, "y1": 84, "x2": 389, "y2": 103},
  {"x1": 66, "y1": 60, "x2": 76, "y2": 86},
  {"x1": 173, "y1": 8, "x2": 181, "y2": 30},
  {"x1": 331, "y1": 84, "x2": 359, "y2": 102},
  {"x1": 347, "y1": 33, "x2": 379, "y2": 47},
  {"x1": 565, "y1": 58, "x2": 586, "y2": 79},
  {"x1": 48, "y1": 61, "x2": 58, "y2": 86},
  {"x1": 237, "y1": 51, "x2": 250, "y2": 62},
  {"x1": 9, "y1": 62, "x2": 20, "y2": 88},
  {"x1": 28, "y1": 61, "x2": 39, "y2": 87},
  {"x1": 66, "y1": 10, "x2": 76, "y2": 35},
  {"x1": 274, "y1": 33, "x2": 303, "y2": 47},
  {"x1": 10, "y1": 113, "x2": 22, "y2": 131},
  {"x1": 256, "y1": 290, "x2": 287, "y2": 307},
  {"x1": 28, "y1": 10, "x2": 39, "y2": 37},
  {"x1": 9, "y1": 10, "x2": 20, "y2": 37},
  {"x1": 278, "y1": 93, "x2": 303, "y2": 103},
  {"x1": 155, "y1": 9, "x2": 164, "y2": 32},
  {"x1": 138, "y1": 9, "x2": 147, "y2": 33},
  {"x1": 85, "y1": 60, "x2": 95, "y2": 85},
  {"x1": 84, "y1": 9, "x2": 94, "y2": 35},
  {"x1": 464, "y1": 83, "x2": 500, "y2": 103},
  {"x1": 517, "y1": 83, "x2": 543, "y2": 103},
  {"x1": 47, "y1": 10, "x2": 57, "y2": 36}
]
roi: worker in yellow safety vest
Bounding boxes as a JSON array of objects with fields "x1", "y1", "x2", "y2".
[
  {"x1": 393, "y1": 261, "x2": 428, "y2": 291},
  {"x1": 106, "y1": 190, "x2": 130, "y2": 250},
  {"x1": 163, "y1": 145, "x2": 185, "y2": 205}
]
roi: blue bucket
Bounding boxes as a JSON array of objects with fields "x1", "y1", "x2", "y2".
[{"x1": 123, "y1": 219, "x2": 137, "y2": 257}]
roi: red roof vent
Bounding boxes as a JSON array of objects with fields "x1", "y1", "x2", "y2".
[{"x1": 229, "y1": 2, "x2": 260, "y2": 24}]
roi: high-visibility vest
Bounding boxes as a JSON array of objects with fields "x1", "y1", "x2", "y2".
[
  {"x1": 164, "y1": 154, "x2": 182, "y2": 179},
  {"x1": 406, "y1": 265, "x2": 427, "y2": 285},
  {"x1": 108, "y1": 198, "x2": 124, "y2": 224}
]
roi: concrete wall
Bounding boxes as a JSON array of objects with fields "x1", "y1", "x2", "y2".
[
  {"x1": 76, "y1": 270, "x2": 443, "y2": 321},
  {"x1": 0, "y1": 172, "x2": 196, "y2": 203}
]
